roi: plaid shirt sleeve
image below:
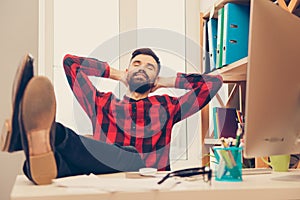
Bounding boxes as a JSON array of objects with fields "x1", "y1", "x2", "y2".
[
  {"x1": 173, "y1": 73, "x2": 223, "y2": 122},
  {"x1": 63, "y1": 54, "x2": 111, "y2": 120}
]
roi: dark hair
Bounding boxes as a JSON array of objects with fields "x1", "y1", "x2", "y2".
[{"x1": 130, "y1": 48, "x2": 161, "y2": 74}]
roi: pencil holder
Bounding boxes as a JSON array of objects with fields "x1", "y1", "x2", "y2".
[{"x1": 213, "y1": 146, "x2": 243, "y2": 182}]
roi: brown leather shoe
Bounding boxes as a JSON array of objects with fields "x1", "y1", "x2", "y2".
[
  {"x1": 20, "y1": 76, "x2": 57, "y2": 185},
  {"x1": 1, "y1": 54, "x2": 34, "y2": 152}
]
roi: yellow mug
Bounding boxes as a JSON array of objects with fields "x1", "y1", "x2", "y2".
[{"x1": 261, "y1": 154, "x2": 290, "y2": 172}]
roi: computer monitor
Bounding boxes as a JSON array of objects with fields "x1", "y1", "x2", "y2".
[{"x1": 243, "y1": 0, "x2": 300, "y2": 158}]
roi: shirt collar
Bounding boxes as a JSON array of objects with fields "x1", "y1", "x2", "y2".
[{"x1": 123, "y1": 95, "x2": 148, "y2": 102}]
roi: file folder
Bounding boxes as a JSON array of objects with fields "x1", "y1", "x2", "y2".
[
  {"x1": 207, "y1": 18, "x2": 218, "y2": 71},
  {"x1": 222, "y1": 3, "x2": 250, "y2": 66},
  {"x1": 216, "y1": 7, "x2": 225, "y2": 69},
  {"x1": 202, "y1": 21, "x2": 211, "y2": 73}
]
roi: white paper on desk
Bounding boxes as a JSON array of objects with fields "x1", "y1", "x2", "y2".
[{"x1": 53, "y1": 174, "x2": 179, "y2": 192}]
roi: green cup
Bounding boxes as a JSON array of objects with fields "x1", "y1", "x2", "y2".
[{"x1": 261, "y1": 154, "x2": 290, "y2": 172}]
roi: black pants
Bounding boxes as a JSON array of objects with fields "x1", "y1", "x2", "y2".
[{"x1": 23, "y1": 122, "x2": 145, "y2": 180}]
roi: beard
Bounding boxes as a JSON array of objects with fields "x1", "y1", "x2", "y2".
[
  {"x1": 129, "y1": 81, "x2": 153, "y2": 93},
  {"x1": 127, "y1": 71, "x2": 154, "y2": 94}
]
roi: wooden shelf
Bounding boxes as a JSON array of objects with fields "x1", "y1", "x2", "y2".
[
  {"x1": 204, "y1": 138, "x2": 221, "y2": 145},
  {"x1": 208, "y1": 57, "x2": 248, "y2": 83},
  {"x1": 201, "y1": 0, "x2": 300, "y2": 170}
]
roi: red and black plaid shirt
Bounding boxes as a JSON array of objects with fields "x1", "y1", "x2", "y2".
[{"x1": 63, "y1": 54, "x2": 222, "y2": 170}]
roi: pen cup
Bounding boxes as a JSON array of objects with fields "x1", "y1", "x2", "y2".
[{"x1": 213, "y1": 146, "x2": 243, "y2": 182}]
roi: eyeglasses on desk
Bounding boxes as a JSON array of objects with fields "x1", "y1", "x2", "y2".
[{"x1": 157, "y1": 166, "x2": 212, "y2": 185}]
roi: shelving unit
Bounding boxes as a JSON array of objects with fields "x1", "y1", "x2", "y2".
[
  {"x1": 199, "y1": 0, "x2": 300, "y2": 168},
  {"x1": 208, "y1": 57, "x2": 247, "y2": 83}
]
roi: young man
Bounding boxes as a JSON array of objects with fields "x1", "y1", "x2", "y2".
[
  {"x1": 63, "y1": 48, "x2": 222, "y2": 171},
  {"x1": 1, "y1": 48, "x2": 222, "y2": 185}
]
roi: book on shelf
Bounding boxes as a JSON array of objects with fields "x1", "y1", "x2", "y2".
[
  {"x1": 213, "y1": 107, "x2": 239, "y2": 139},
  {"x1": 216, "y1": 7, "x2": 225, "y2": 69},
  {"x1": 202, "y1": 20, "x2": 211, "y2": 73},
  {"x1": 212, "y1": 107, "x2": 219, "y2": 139},
  {"x1": 203, "y1": 2, "x2": 250, "y2": 73},
  {"x1": 207, "y1": 18, "x2": 218, "y2": 71}
]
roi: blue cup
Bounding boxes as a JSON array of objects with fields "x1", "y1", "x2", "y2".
[{"x1": 213, "y1": 146, "x2": 243, "y2": 182}]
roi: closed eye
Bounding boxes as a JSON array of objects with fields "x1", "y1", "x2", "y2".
[
  {"x1": 132, "y1": 61, "x2": 141, "y2": 67},
  {"x1": 146, "y1": 64, "x2": 155, "y2": 70}
]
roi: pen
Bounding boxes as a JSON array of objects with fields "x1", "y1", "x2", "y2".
[
  {"x1": 235, "y1": 123, "x2": 242, "y2": 147},
  {"x1": 236, "y1": 110, "x2": 242, "y2": 123}
]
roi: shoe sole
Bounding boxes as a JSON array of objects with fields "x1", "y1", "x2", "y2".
[
  {"x1": 21, "y1": 77, "x2": 57, "y2": 185},
  {"x1": 0, "y1": 54, "x2": 33, "y2": 152}
]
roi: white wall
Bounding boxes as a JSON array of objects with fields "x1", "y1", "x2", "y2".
[
  {"x1": 53, "y1": 0, "x2": 120, "y2": 134},
  {"x1": 136, "y1": 0, "x2": 187, "y2": 164},
  {"x1": 184, "y1": 0, "x2": 203, "y2": 168},
  {"x1": 200, "y1": 0, "x2": 218, "y2": 12},
  {"x1": 52, "y1": 0, "x2": 202, "y2": 169},
  {"x1": 0, "y1": 1, "x2": 38, "y2": 200}
]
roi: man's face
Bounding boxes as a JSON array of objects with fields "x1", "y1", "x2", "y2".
[{"x1": 126, "y1": 54, "x2": 159, "y2": 94}]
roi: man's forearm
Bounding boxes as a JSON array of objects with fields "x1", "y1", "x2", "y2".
[
  {"x1": 109, "y1": 67, "x2": 128, "y2": 86},
  {"x1": 109, "y1": 67, "x2": 123, "y2": 81},
  {"x1": 175, "y1": 72, "x2": 222, "y2": 90},
  {"x1": 63, "y1": 54, "x2": 110, "y2": 79}
]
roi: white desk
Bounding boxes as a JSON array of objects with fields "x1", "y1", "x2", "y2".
[{"x1": 11, "y1": 170, "x2": 300, "y2": 200}]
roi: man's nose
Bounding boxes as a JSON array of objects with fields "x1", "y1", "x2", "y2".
[
  {"x1": 137, "y1": 68, "x2": 146, "y2": 73},
  {"x1": 135, "y1": 69, "x2": 148, "y2": 78},
  {"x1": 138, "y1": 63, "x2": 149, "y2": 70}
]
